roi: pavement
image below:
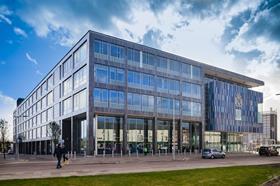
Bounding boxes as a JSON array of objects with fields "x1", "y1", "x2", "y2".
[{"x1": 0, "y1": 153, "x2": 279, "y2": 180}]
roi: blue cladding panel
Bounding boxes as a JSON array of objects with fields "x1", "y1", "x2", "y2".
[{"x1": 206, "y1": 80, "x2": 263, "y2": 133}]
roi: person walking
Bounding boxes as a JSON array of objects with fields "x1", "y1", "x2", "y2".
[{"x1": 53, "y1": 143, "x2": 62, "y2": 169}]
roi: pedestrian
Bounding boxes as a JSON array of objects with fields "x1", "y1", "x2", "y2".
[
  {"x1": 53, "y1": 143, "x2": 62, "y2": 169},
  {"x1": 61, "y1": 144, "x2": 68, "y2": 164}
]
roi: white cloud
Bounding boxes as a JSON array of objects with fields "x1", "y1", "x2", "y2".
[
  {"x1": 14, "y1": 27, "x2": 28, "y2": 37},
  {"x1": 0, "y1": 5, "x2": 12, "y2": 25},
  {"x1": 0, "y1": 92, "x2": 16, "y2": 141},
  {"x1": 36, "y1": 70, "x2": 43, "y2": 76},
  {"x1": 25, "y1": 52, "x2": 38, "y2": 65}
]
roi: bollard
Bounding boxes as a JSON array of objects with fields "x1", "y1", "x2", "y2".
[
  {"x1": 103, "y1": 150, "x2": 105, "y2": 158},
  {"x1": 136, "y1": 150, "x2": 138, "y2": 158},
  {"x1": 120, "y1": 150, "x2": 123, "y2": 157},
  {"x1": 159, "y1": 149, "x2": 161, "y2": 157},
  {"x1": 112, "y1": 149, "x2": 114, "y2": 158},
  {"x1": 128, "y1": 149, "x2": 131, "y2": 157},
  {"x1": 74, "y1": 151, "x2": 76, "y2": 160},
  {"x1": 71, "y1": 151, "x2": 73, "y2": 159},
  {"x1": 67, "y1": 152, "x2": 70, "y2": 159},
  {"x1": 84, "y1": 150, "x2": 86, "y2": 158},
  {"x1": 184, "y1": 149, "x2": 186, "y2": 157},
  {"x1": 165, "y1": 149, "x2": 167, "y2": 156},
  {"x1": 151, "y1": 149, "x2": 153, "y2": 156}
]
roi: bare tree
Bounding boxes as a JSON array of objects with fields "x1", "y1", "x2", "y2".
[
  {"x1": 0, "y1": 119, "x2": 8, "y2": 159},
  {"x1": 48, "y1": 121, "x2": 61, "y2": 149}
]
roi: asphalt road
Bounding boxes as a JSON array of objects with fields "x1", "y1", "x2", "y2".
[{"x1": 0, "y1": 153, "x2": 279, "y2": 180}]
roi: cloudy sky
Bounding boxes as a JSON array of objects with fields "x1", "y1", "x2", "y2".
[{"x1": 0, "y1": 0, "x2": 280, "y2": 140}]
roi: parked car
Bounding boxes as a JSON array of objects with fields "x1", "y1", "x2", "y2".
[
  {"x1": 259, "y1": 146, "x2": 279, "y2": 156},
  {"x1": 202, "y1": 148, "x2": 225, "y2": 159}
]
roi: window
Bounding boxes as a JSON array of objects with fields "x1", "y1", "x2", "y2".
[
  {"x1": 110, "y1": 44, "x2": 124, "y2": 59},
  {"x1": 74, "y1": 66, "x2": 87, "y2": 89},
  {"x1": 94, "y1": 64, "x2": 108, "y2": 83},
  {"x1": 54, "y1": 85, "x2": 60, "y2": 101},
  {"x1": 157, "y1": 97, "x2": 179, "y2": 115},
  {"x1": 156, "y1": 77, "x2": 179, "y2": 95},
  {"x1": 74, "y1": 90, "x2": 87, "y2": 111},
  {"x1": 41, "y1": 96, "x2": 46, "y2": 109},
  {"x1": 127, "y1": 93, "x2": 141, "y2": 111},
  {"x1": 142, "y1": 52, "x2": 155, "y2": 69},
  {"x1": 47, "y1": 75, "x2": 53, "y2": 90},
  {"x1": 192, "y1": 102, "x2": 201, "y2": 117},
  {"x1": 191, "y1": 66, "x2": 201, "y2": 80},
  {"x1": 182, "y1": 63, "x2": 191, "y2": 78},
  {"x1": 42, "y1": 125, "x2": 46, "y2": 138},
  {"x1": 109, "y1": 90, "x2": 124, "y2": 109},
  {"x1": 42, "y1": 82, "x2": 47, "y2": 95},
  {"x1": 94, "y1": 40, "x2": 108, "y2": 55},
  {"x1": 47, "y1": 107, "x2": 53, "y2": 122},
  {"x1": 141, "y1": 73, "x2": 154, "y2": 90},
  {"x1": 63, "y1": 77, "x2": 72, "y2": 96},
  {"x1": 93, "y1": 88, "x2": 108, "y2": 107},
  {"x1": 127, "y1": 48, "x2": 140, "y2": 66},
  {"x1": 157, "y1": 57, "x2": 168, "y2": 72},
  {"x1": 141, "y1": 95, "x2": 154, "y2": 112},
  {"x1": 182, "y1": 82, "x2": 191, "y2": 97},
  {"x1": 54, "y1": 103, "x2": 60, "y2": 118},
  {"x1": 63, "y1": 57, "x2": 72, "y2": 77},
  {"x1": 169, "y1": 60, "x2": 181, "y2": 74},
  {"x1": 42, "y1": 111, "x2": 47, "y2": 123},
  {"x1": 54, "y1": 67, "x2": 60, "y2": 85},
  {"x1": 109, "y1": 67, "x2": 125, "y2": 85},
  {"x1": 63, "y1": 97, "x2": 72, "y2": 115},
  {"x1": 74, "y1": 42, "x2": 87, "y2": 67},
  {"x1": 169, "y1": 79, "x2": 180, "y2": 95},
  {"x1": 128, "y1": 71, "x2": 141, "y2": 88},
  {"x1": 191, "y1": 84, "x2": 201, "y2": 99},
  {"x1": 182, "y1": 101, "x2": 201, "y2": 117},
  {"x1": 47, "y1": 92, "x2": 53, "y2": 106}
]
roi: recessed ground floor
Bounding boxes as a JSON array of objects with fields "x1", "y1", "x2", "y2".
[{"x1": 18, "y1": 114, "x2": 264, "y2": 155}]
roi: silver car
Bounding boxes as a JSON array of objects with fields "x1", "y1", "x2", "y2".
[{"x1": 202, "y1": 148, "x2": 225, "y2": 159}]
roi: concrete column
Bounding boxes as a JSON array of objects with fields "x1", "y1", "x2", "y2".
[
  {"x1": 122, "y1": 114, "x2": 128, "y2": 154},
  {"x1": 71, "y1": 116, "x2": 73, "y2": 153},
  {"x1": 93, "y1": 115, "x2": 97, "y2": 156},
  {"x1": 39, "y1": 141, "x2": 41, "y2": 155},
  {"x1": 178, "y1": 119, "x2": 182, "y2": 152},
  {"x1": 153, "y1": 117, "x2": 157, "y2": 153}
]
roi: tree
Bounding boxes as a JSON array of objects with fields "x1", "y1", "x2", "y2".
[
  {"x1": 0, "y1": 119, "x2": 8, "y2": 159},
  {"x1": 48, "y1": 121, "x2": 61, "y2": 147}
]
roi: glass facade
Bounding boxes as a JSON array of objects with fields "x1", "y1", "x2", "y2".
[{"x1": 206, "y1": 79, "x2": 263, "y2": 133}]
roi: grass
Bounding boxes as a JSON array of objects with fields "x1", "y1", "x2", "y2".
[{"x1": 1, "y1": 164, "x2": 280, "y2": 186}]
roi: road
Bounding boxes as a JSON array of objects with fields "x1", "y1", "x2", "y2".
[{"x1": 0, "y1": 153, "x2": 279, "y2": 180}]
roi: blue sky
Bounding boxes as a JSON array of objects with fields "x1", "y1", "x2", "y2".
[{"x1": 1, "y1": 0, "x2": 280, "y2": 140}]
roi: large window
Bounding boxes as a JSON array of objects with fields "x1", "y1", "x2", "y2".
[
  {"x1": 47, "y1": 107, "x2": 53, "y2": 122},
  {"x1": 109, "y1": 67, "x2": 125, "y2": 85},
  {"x1": 157, "y1": 97, "x2": 179, "y2": 115},
  {"x1": 74, "y1": 66, "x2": 87, "y2": 89},
  {"x1": 141, "y1": 73, "x2": 154, "y2": 91},
  {"x1": 157, "y1": 57, "x2": 168, "y2": 72},
  {"x1": 141, "y1": 94, "x2": 154, "y2": 112},
  {"x1": 182, "y1": 101, "x2": 201, "y2": 117},
  {"x1": 47, "y1": 92, "x2": 53, "y2": 106},
  {"x1": 63, "y1": 97, "x2": 72, "y2": 115},
  {"x1": 63, "y1": 57, "x2": 72, "y2": 77},
  {"x1": 110, "y1": 44, "x2": 124, "y2": 59},
  {"x1": 169, "y1": 59, "x2": 181, "y2": 75},
  {"x1": 74, "y1": 90, "x2": 87, "y2": 111},
  {"x1": 156, "y1": 77, "x2": 179, "y2": 95},
  {"x1": 63, "y1": 77, "x2": 72, "y2": 96},
  {"x1": 182, "y1": 82, "x2": 201, "y2": 99},
  {"x1": 54, "y1": 103, "x2": 60, "y2": 118},
  {"x1": 42, "y1": 111, "x2": 47, "y2": 123},
  {"x1": 94, "y1": 40, "x2": 108, "y2": 55},
  {"x1": 128, "y1": 71, "x2": 141, "y2": 88},
  {"x1": 127, "y1": 93, "x2": 141, "y2": 111},
  {"x1": 74, "y1": 42, "x2": 87, "y2": 67},
  {"x1": 41, "y1": 96, "x2": 46, "y2": 109},
  {"x1": 182, "y1": 63, "x2": 191, "y2": 78},
  {"x1": 54, "y1": 67, "x2": 60, "y2": 85},
  {"x1": 109, "y1": 90, "x2": 124, "y2": 109},
  {"x1": 54, "y1": 85, "x2": 60, "y2": 101},
  {"x1": 93, "y1": 88, "x2": 108, "y2": 108},
  {"x1": 94, "y1": 64, "x2": 108, "y2": 83},
  {"x1": 191, "y1": 66, "x2": 201, "y2": 80},
  {"x1": 127, "y1": 48, "x2": 140, "y2": 66},
  {"x1": 47, "y1": 75, "x2": 53, "y2": 90},
  {"x1": 142, "y1": 52, "x2": 155, "y2": 70}
]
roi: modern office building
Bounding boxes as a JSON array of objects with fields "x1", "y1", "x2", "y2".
[
  {"x1": 13, "y1": 31, "x2": 264, "y2": 155},
  {"x1": 263, "y1": 108, "x2": 278, "y2": 144}
]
